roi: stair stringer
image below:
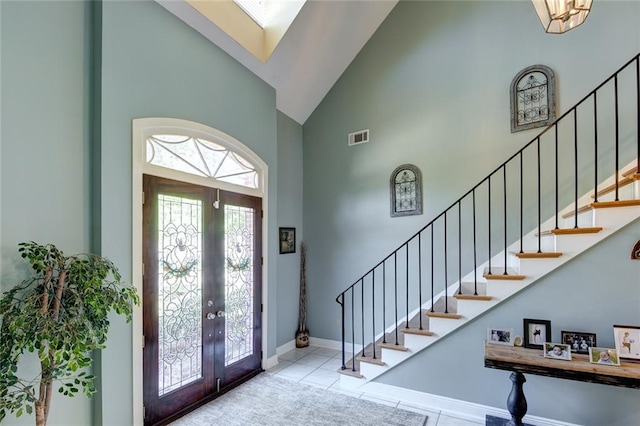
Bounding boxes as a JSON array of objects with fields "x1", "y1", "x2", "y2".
[{"x1": 340, "y1": 180, "x2": 640, "y2": 389}]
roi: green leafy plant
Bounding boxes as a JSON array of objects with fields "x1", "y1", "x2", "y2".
[{"x1": 0, "y1": 242, "x2": 140, "y2": 426}]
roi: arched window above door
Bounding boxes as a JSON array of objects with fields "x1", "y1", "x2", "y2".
[{"x1": 146, "y1": 134, "x2": 258, "y2": 189}]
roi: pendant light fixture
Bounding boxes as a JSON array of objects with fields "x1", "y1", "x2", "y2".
[{"x1": 532, "y1": 0, "x2": 593, "y2": 34}]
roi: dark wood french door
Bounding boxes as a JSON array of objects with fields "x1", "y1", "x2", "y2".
[{"x1": 142, "y1": 175, "x2": 262, "y2": 425}]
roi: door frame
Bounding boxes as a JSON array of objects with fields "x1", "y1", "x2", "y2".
[{"x1": 132, "y1": 118, "x2": 269, "y2": 426}]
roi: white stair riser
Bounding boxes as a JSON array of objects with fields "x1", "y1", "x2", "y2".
[
  {"x1": 553, "y1": 233, "x2": 604, "y2": 253},
  {"x1": 404, "y1": 333, "x2": 439, "y2": 350},
  {"x1": 560, "y1": 209, "x2": 595, "y2": 229},
  {"x1": 428, "y1": 317, "x2": 466, "y2": 335},
  {"x1": 377, "y1": 347, "x2": 413, "y2": 365},
  {"x1": 339, "y1": 374, "x2": 367, "y2": 389},
  {"x1": 594, "y1": 204, "x2": 640, "y2": 228},
  {"x1": 515, "y1": 257, "x2": 568, "y2": 277},
  {"x1": 456, "y1": 299, "x2": 500, "y2": 318},
  {"x1": 485, "y1": 280, "x2": 530, "y2": 300}
]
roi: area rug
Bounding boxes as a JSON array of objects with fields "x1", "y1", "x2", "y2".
[{"x1": 170, "y1": 374, "x2": 428, "y2": 426}]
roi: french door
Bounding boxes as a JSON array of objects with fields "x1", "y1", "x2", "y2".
[{"x1": 142, "y1": 175, "x2": 262, "y2": 425}]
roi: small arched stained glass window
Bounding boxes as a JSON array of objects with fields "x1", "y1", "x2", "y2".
[
  {"x1": 390, "y1": 164, "x2": 422, "y2": 217},
  {"x1": 510, "y1": 65, "x2": 556, "y2": 133},
  {"x1": 146, "y1": 134, "x2": 258, "y2": 189}
]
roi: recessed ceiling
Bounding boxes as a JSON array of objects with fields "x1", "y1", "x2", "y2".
[{"x1": 156, "y1": 0, "x2": 399, "y2": 124}]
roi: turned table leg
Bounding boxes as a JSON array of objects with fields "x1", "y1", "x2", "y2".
[
  {"x1": 485, "y1": 371, "x2": 530, "y2": 426},
  {"x1": 506, "y1": 372, "x2": 527, "y2": 426}
]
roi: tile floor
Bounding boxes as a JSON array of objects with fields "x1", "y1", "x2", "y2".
[{"x1": 265, "y1": 345, "x2": 484, "y2": 426}]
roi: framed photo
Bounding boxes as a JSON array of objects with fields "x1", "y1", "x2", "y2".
[
  {"x1": 588, "y1": 347, "x2": 620, "y2": 366},
  {"x1": 279, "y1": 227, "x2": 296, "y2": 254},
  {"x1": 487, "y1": 327, "x2": 515, "y2": 346},
  {"x1": 613, "y1": 325, "x2": 640, "y2": 361},
  {"x1": 543, "y1": 342, "x2": 572, "y2": 361},
  {"x1": 523, "y1": 318, "x2": 551, "y2": 349},
  {"x1": 561, "y1": 331, "x2": 596, "y2": 354}
]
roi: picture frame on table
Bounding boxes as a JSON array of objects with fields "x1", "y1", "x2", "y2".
[
  {"x1": 561, "y1": 330, "x2": 596, "y2": 354},
  {"x1": 487, "y1": 327, "x2": 515, "y2": 346},
  {"x1": 543, "y1": 342, "x2": 572, "y2": 361},
  {"x1": 523, "y1": 318, "x2": 551, "y2": 349},
  {"x1": 613, "y1": 325, "x2": 640, "y2": 361},
  {"x1": 588, "y1": 347, "x2": 620, "y2": 366},
  {"x1": 279, "y1": 227, "x2": 296, "y2": 254}
]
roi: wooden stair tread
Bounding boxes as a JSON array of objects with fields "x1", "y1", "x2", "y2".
[
  {"x1": 550, "y1": 227, "x2": 603, "y2": 235},
  {"x1": 377, "y1": 342, "x2": 409, "y2": 351},
  {"x1": 538, "y1": 227, "x2": 603, "y2": 236},
  {"x1": 561, "y1": 204, "x2": 593, "y2": 218},
  {"x1": 591, "y1": 199, "x2": 640, "y2": 209},
  {"x1": 591, "y1": 174, "x2": 638, "y2": 198},
  {"x1": 515, "y1": 252, "x2": 562, "y2": 258},
  {"x1": 356, "y1": 355, "x2": 385, "y2": 366},
  {"x1": 401, "y1": 327, "x2": 434, "y2": 336},
  {"x1": 426, "y1": 311, "x2": 462, "y2": 319},
  {"x1": 338, "y1": 368, "x2": 362, "y2": 378},
  {"x1": 562, "y1": 198, "x2": 640, "y2": 219},
  {"x1": 483, "y1": 273, "x2": 526, "y2": 280},
  {"x1": 622, "y1": 166, "x2": 639, "y2": 177},
  {"x1": 453, "y1": 293, "x2": 492, "y2": 301}
]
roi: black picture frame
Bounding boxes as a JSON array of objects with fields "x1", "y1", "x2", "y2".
[
  {"x1": 561, "y1": 330, "x2": 597, "y2": 354},
  {"x1": 279, "y1": 227, "x2": 296, "y2": 254},
  {"x1": 523, "y1": 318, "x2": 551, "y2": 349}
]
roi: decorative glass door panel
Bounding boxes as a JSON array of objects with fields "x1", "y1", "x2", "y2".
[
  {"x1": 157, "y1": 194, "x2": 203, "y2": 395},
  {"x1": 224, "y1": 205, "x2": 255, "y2": 366},
  {"x1": 143, "y1": 175, "x2": 262, "y2": 425}
]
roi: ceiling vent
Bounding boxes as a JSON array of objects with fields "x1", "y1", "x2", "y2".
[{"x1": 348, "y1": 129, "x2": 369, "y2": 146}]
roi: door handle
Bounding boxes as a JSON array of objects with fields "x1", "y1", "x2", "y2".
[
  {"x1": 206, "y1": 311, "x2": 225, "y2": 320},
  {"x1": 215, "y1": 310, "x2": 226, "y2": 318},
  {"x1": 206, "y1": 312, "x2": 216, "y2": 320}
]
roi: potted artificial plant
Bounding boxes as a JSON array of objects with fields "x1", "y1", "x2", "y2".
[{"x1": 0, "y1": 242, "x2": 139, "y2": 426}]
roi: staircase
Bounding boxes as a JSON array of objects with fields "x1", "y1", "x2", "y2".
[{"x1": 336, "y1": 53, "x2": 640, "y2": 388}]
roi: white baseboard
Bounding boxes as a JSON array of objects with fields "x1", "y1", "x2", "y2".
[
  {"x1": 360, "y1": 381, "x2": 580, "y2": 426},
  {"x1": 309, "y1": 337, "x2": 343, "y2": 351},
  {"x1": 276, "y1": 339, "x2": 296, "y2": 356},
  {"x1": 264, "y1": 354, "x2": 279, "y2": 370},
  {"x1": 310, "y1": 337, "x2": 363, "y2": 352}
]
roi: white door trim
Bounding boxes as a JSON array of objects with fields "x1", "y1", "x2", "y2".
[{"x1": 131, "y1": 117, "x2": 269, "y2": 425}]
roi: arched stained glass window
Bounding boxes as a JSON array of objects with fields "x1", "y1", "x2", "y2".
[
  {"x1": 510, "y1": 65, "x2": 556, "y2": 133},
  {"x1": 146, "y1": 134, "x2": 258, "y2": 189},
  {"x1": 390, "y1": 164, "x2": 422, "y2": 217}
]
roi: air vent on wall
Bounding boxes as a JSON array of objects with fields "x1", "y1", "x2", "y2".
[{"x1": 348, "y1": 129, "x2": 369, "y2": 146}]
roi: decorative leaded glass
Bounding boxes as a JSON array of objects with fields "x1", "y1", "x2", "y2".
[
  {"x1": 157, "y1": 194, "x2": 203, "y2": 396},
  {"x1": 147, "y1": 134, "x2": 259, "y2": 189},
  {"x1": 224, "y1": 204, "x2": 255, "y2": 365},
  {"x1": 510, "y1": 65, "x2": 556, "y2": 133},
  {"x1": 390, "y1": 164, "x2": 423, "y2": 217}
]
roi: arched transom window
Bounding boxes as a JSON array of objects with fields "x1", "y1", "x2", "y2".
[{"x1": 147, "y1": 134, "x2": 258, "y2": 189}]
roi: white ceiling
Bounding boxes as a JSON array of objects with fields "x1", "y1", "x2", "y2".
[{"x1": 157, "y1": 0, "x2": 399, "y2": 124}]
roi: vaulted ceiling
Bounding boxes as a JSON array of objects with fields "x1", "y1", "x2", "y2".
[{"x1": 157, "y1": 0, "x2": 399, "y2": 124}]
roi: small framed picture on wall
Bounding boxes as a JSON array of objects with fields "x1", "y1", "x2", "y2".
[{"x1": 279, "y1": 227, "x2": 296, "y2": 254}]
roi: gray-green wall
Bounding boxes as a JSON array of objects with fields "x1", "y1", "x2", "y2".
[
  {"x1": 1, "y1": 2, "x2": 91, "y2": 425},
  {"x1": 276, "y1": 111, "x2": 304, "y2": 347},
  {"x1": 302, "y1": 0, "x2": 640, "y2": 424}
]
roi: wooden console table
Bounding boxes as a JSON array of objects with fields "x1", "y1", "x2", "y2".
[{"x1": 484, "y1": 342, "x2": 640, "y2": 425}]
